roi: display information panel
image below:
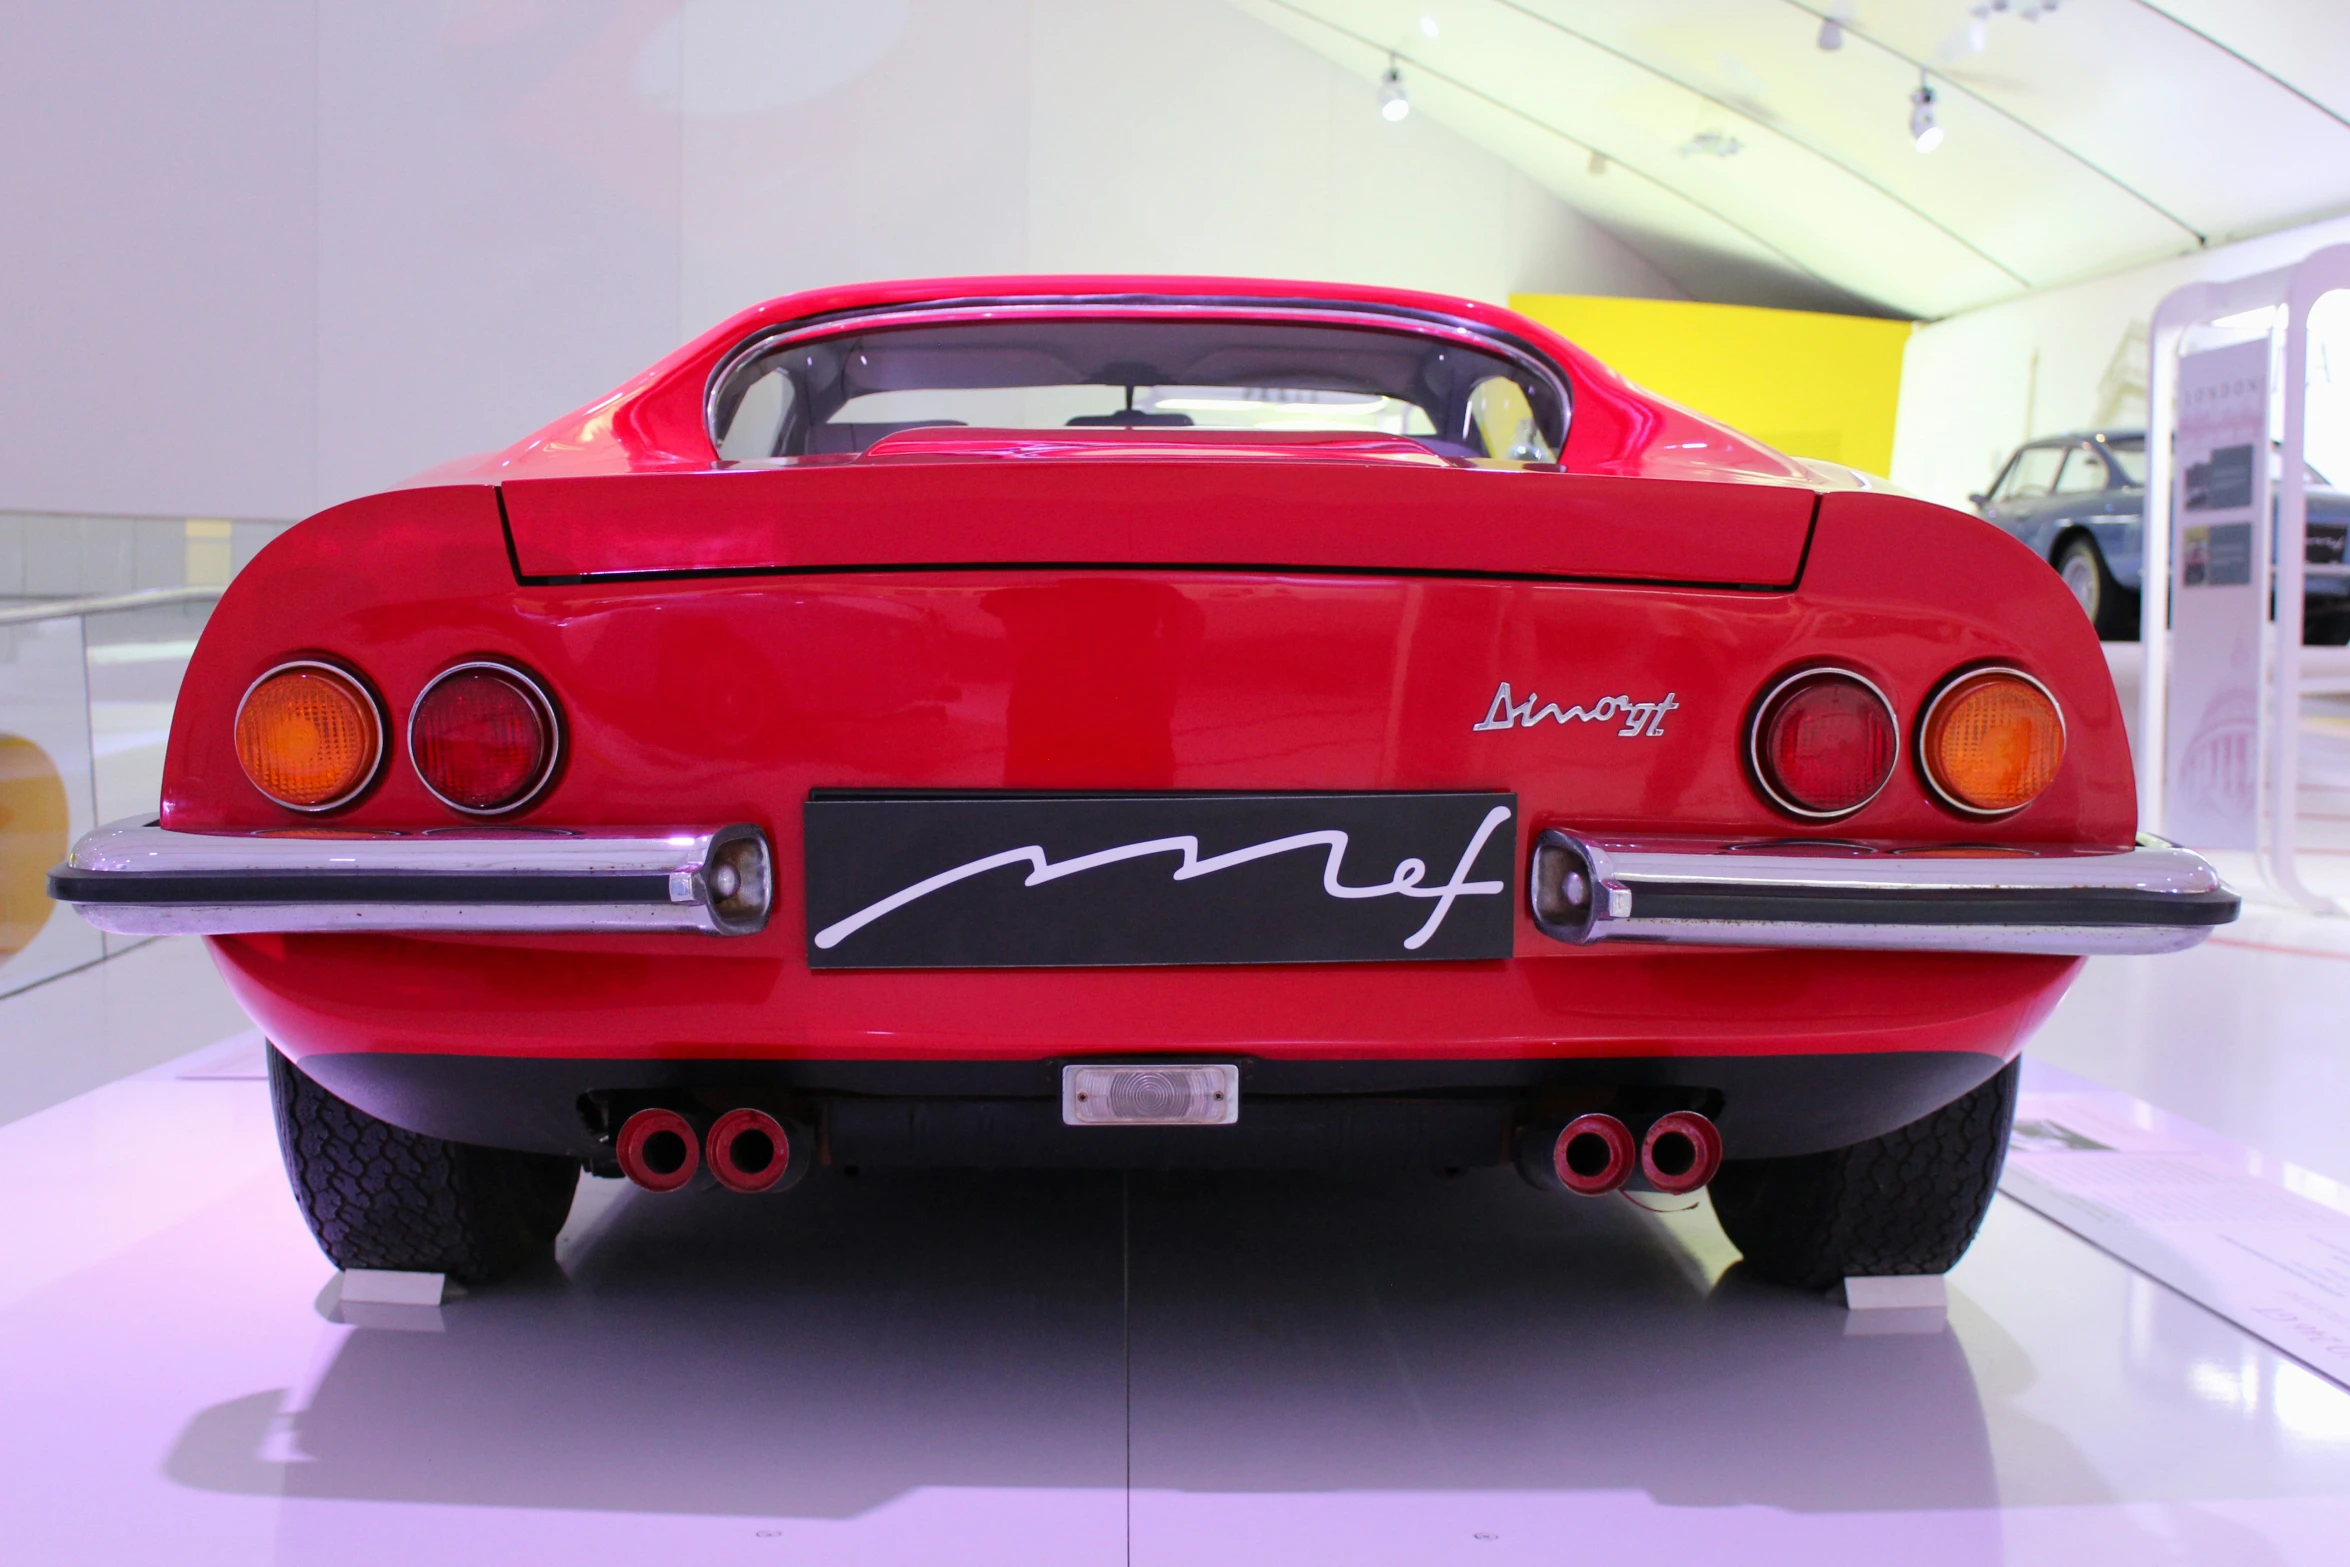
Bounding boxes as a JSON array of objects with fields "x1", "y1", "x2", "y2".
[
  {"x1": 2003, "y1": 1065, "x2": 2350, "y2": 1392},
  {"x1": 2164, "y1": 339, "x2": 2272, "y2": 849}
]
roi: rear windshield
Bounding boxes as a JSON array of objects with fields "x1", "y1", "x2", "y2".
[
  {"x1": 2103, "y1": 435, "x2": 2330, "y2": 487},
  {"x1": 2102, "y1": 436, "x2": 2147, "y2": 485},
  {"x1": 707, "y1": 313, "x2": 1568, "y2": 464}
]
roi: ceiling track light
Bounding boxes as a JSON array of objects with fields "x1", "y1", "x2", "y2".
[
  {"x1": 1909, "y1": 77, "x2": 1943, "y2": 152},
  {"x1": 1817, "y1": 1, "x2": 1853, "y2": 51},
  {"x1": 1379, "y1": 55, "x2": 1411, "y2": 122},
  {"x1": 1678, "y1": 129, "x2": 1743, "y2": 159},
  {"x1": 1970, "y1": 1, "x2": 2061, "y2": 22}
]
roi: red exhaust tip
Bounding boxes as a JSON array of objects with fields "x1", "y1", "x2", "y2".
[
  {"x1": 707, "y1": 1108, "x2": 791, "y2": 1194},
  {"x1": 1552, "y1": 1113, "x2": 1636, "y2": 1196},
  {"x1": 1641, "y1": 1111, "x2": 1723, "y2": 1195},
  {"x1": 616, "y1": 1108, "x2": 700, "y2": 1193}
]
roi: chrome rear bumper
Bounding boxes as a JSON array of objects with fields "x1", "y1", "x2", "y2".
[
  {"x1": 1529, "y1": 830, "x2": 2236, "y2": 956},
  {"x1": 51, "y1": 819, "x2": 2234, "y2": 956},
  {"x1": 49, "y1": 820, "x2": 773, "y2": 937}
]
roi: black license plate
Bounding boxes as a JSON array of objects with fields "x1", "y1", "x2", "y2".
[{"x1": 803, "y1": 791, "x2": 1518, "y2": 970}]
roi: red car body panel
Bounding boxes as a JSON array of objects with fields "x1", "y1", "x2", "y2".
[
  {"x1": 498, "y1": 459, "x2": 1817, "y2": 587},
  {"x1": 155, "y1": 276, "x2": 2141, "y2": 1161}
]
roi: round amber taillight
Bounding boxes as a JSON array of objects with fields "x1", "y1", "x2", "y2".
[
  {"x1": 234, "y1": 663, "x2": 384, "y2": 811},
  {"x1": 408, "y1": 663, "x2": 558, "y2": 814},
  {"x1": 1921, "y1": 668, "x2": 2065, "y2": 815},
  {"x1": 1750, "y1": 669, "x2": 1899, "y2": 818}
]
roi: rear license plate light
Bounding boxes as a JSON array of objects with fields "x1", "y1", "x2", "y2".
[{"x1": 1062, "y1": 1065, "x2": 1239, "y2": 1127}]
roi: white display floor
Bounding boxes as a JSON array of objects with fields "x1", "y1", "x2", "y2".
[{"x1": 6, "y1": 940, "x2": 2350, "y2": 1565}]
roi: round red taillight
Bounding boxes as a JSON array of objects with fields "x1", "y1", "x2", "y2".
[
  {"x1": 1750, "y1": 669, "x2": 1899, "y2": 818},
  {"x1": 408, "y1": 663, "x2": 559, "y2": 814}
]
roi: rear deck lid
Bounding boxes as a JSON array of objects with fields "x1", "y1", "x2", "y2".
[{"x1": 500, "y1": 447, "x2": 1816, "y2": 587}]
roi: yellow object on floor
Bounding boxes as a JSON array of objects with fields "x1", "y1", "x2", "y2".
[{"x1": 0, "y1": 734, "x2": 67, "y2": 961}]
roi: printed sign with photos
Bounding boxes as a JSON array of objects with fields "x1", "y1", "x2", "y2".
[{"x1": 2164, "y1": 338, "x2": 2272, "y2": 850}]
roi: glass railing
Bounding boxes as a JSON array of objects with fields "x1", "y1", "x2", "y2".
[{"x1": 0, "y1": 514, "x2": 289, "y2": 997}]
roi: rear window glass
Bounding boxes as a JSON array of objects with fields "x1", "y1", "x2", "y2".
[
  {"x1": 2093, "y1": 436, "x2": 2330, "y2": 488},
  {"x1": 707, "y1": 314, "x2": 1567, "y2": 464},
  {"x1": 2103, "y1": 437, "x2": 2147, "y2": 485},
  {"x1": 2054, "y1": 446, "x2": 2108, "y2": 493}
]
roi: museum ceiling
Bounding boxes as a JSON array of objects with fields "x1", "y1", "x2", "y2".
[{"x1": 1239, "y1": 0, "x2": 2350, "y2": 318}]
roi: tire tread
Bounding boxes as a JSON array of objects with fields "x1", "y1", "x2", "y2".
[
  {"x1": 1709, "y1": 1058, "x2": 2019, "y2": 1291},
  {"x1": 268, "y1": 1044, "x2": 577, "y2": 1283}
]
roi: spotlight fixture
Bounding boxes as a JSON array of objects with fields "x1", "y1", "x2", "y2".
[
  {"x1": 1909, "y1": 79, "x2": 1943, "y2": 152},
  {"x1": 1970, "y1": 2, "x2": 2061, "y2": 27},
  {"x1": 1678, "y1": 129, "x2": 1743, "y2": 158},
  {"x1": 1817, "y1": 1, "x2": 1853, "y2": 51},
  {"x1": 1379, "y1": 57, "x2": 1411, "y2": 122},
  {"x1": 1419, "y1": 15, "x2": 1440, "y2": 39}
]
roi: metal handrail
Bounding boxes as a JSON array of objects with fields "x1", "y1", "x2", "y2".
[{"x1": 0, "y1": 585, "x2": 225, "y2": 628}]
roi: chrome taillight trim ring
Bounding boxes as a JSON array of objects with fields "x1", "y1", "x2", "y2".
[
  {"x1": 1746, "y1": 666, "x2": 1901, "y2": 821},
  {"x1": 1916, "y1": 664, "x2": 2067, "y2": 818},
  {"x1": 232, "y1": 658, "x2": 389, "y2": 814},
  {"x1": 406, "y1": 660, "x2": 564, "y2": 817}
]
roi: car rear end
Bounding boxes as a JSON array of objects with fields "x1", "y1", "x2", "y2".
[{"x1": 49, "y1": 282, "x2": 2231, "y2": 1284}]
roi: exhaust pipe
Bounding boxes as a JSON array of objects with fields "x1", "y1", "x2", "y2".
[
  {"x1": 1640, "y1": 1110, "x2": 1723, "y2": 1195},
  {"x1": 1516, "y1": 1112, "x2": 1635, "y2": 1195},
  {"x1": 1551, "y1": 1113, "x2": 1637, "y2": 1196},
  {"x1": 615, "y1": 1107, "x2": 700, "y2": 1193},
  {"x1": 707, "y1": 1108, "x2": 798, "y2": 1194}
]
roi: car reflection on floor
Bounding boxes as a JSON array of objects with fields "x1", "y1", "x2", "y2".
[
  {"x1": 5, "y1": 1010, "x2": 2346, "y2": 1564},
  {"x1": 165, "y1": 1166, "x2": 1997, "y2": 1522}
]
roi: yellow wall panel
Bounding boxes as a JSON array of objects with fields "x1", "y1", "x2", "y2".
[{"x1": 1510, "y1": 294, "x2": 1914, "y2": 477}]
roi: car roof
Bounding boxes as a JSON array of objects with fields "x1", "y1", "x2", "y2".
[{"x1": 449, "y1": 273, "x2": 1831, "y2": 491}]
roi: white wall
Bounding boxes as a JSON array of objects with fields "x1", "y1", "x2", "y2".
[
  {"x1": 1891, "y1": 213, "x2": 2350, "y2": 512},
  {"x1": 1020, "y1": 3, "x2": 1665, "y2": 308},
  {"x1": 315, "y1": 2, "x2": 687, "y2": 519},
  {"x1": 0, "y1": 1, "x2": 318, "y2": 523},
  {"x1": 676, "y1": 2, "x2": 1031, "y2": 329},
  {"x1": 0, "y1": 0, "x2": 1680, "y2": 525}
]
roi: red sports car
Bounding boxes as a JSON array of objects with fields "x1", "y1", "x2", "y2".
[{"x1": 53, "y1": 276, "x2": 2233, "y2": 1288}]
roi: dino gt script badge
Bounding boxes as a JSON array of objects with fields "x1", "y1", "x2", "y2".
[{"x1": 1473, "y1": 681, "x2": 1678, "y2": 737}]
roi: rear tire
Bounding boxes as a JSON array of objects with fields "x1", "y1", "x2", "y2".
[
  {"x1": 1708, "y1": 1058, "x2": 2018, "y2": 1291},
  {"x1": 268, "y1": 1043, "x2": 579, "y2": 1284},
  {"x1": 2305, "y1": 611, "x2": 2350, "y2": 647},
  {"x1": 2054, "y1": 536, "x2": 2137, "y2": 641}
]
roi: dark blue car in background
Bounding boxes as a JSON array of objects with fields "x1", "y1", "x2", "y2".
[{"x1": 1974, "y1": 429, "x2": 2350, "y2": 640}]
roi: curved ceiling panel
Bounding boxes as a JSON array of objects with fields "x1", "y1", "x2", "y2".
[{"x1": 1237, "y1": 0, "x2": 2350, "y2": 319}]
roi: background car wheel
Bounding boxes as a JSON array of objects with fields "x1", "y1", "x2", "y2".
[
  {"x1": 268, "y1": 1043, "x2": 579, "y2": 1283},
  {"x1": 2304, "y1": 611, "x2": 2350, "y2": 647},
  {"x1": 2054, "y1": 536, "x2": 2137, "y2": 640},
  {"x1": 1707, "y1": 1057, "x2": 2019, "y2": 1291}
]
